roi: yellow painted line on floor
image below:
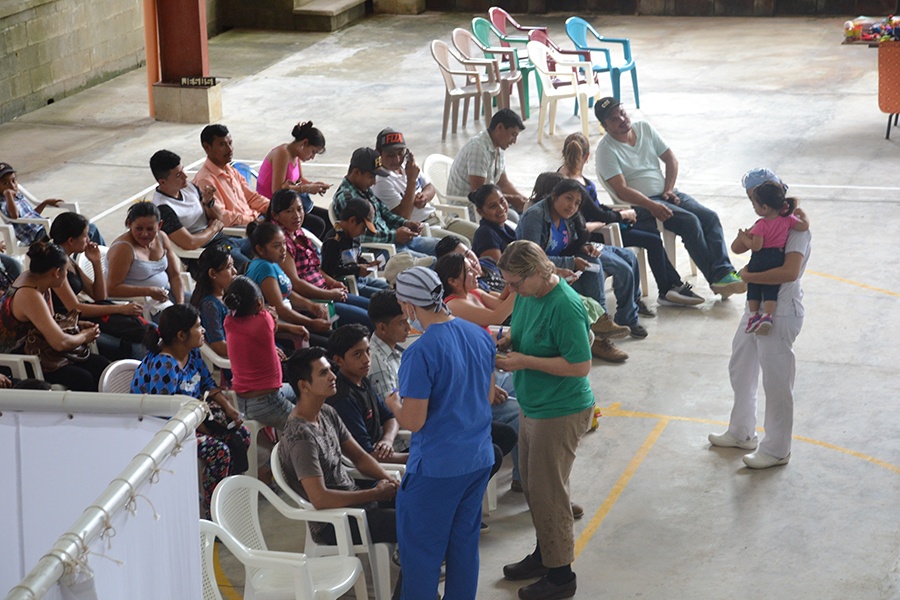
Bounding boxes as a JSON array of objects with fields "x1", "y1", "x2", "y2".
[
  {"x1": 793, "y1": 435, "x2": 900, "y2": 475},
  {"x1": 599, "y1": 405, "x2": 900, "y2": 474},
  {"x1": 213, "y1": 542, "x2": 242, "y2": 600},
  {"x1": 807, "y1": 270, "x2": 900, "y2": 298},
  {"x1": 574, "y1": 417, "x2": 670, "y2": 558}
]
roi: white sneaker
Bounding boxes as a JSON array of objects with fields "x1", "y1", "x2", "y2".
[
  {"x1": 743, "y1": 451, "x2": 790, "y2": 469},
  {"x1": 708, "y1": 431, "x2": 759, "y2": 450}
]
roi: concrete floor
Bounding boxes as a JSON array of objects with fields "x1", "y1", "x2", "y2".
[{"x1": 2, "y1": 12, "x2": 898, "y2": 600}]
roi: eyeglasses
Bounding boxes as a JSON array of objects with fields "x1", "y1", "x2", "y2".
[{"x1": 506, "y1": 274, "x2": 527, "y2": 290}]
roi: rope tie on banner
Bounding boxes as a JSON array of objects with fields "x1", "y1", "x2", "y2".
[
  {"x1": 87, "y1": 505, "x2": 117, "y2": 550},
  {"x1": 135, "y1": 451, "x2": 174, "y2": 484},
  {"x1": 114, "y1": 477, "x2": 161, "y2": 521},
  {"x1": 61, "y1": 391, "x2": 73, "y2": 419},
  {"x1": 138, "y1": 394, "x2": 145, "y2": 422}
]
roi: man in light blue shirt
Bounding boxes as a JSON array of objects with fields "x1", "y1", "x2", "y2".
[{"x1": 594, "y1": 98, "x2": 746, "y2": 299}]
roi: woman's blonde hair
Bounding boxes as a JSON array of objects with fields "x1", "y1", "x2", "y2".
[
  {"x1": 561, "y1": 132, "x2": 590, "y2": 174},
  {"x1": 498, "y1": 240, "x2": 555, "y2": 282}
]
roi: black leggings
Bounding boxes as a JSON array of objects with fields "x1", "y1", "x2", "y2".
[
  {"x1": 44, "y1": 353, "x2": 111, "y2": 391},
  {"x1": 317, "y1": 503, "x2": 397, "y2": 545},
  {"x1": 491, "y1": 420, "x2": 518, "y2": 478}
]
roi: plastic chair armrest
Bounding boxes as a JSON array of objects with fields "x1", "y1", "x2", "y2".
[
  {"x1": 360, "y1": 243, "x2": 396, "y2": 257},
  {"x1": 433, "y1": 203, "x2": 471, "y2": 221}
]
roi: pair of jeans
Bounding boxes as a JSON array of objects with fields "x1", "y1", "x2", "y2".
[
  {"x1": 398, "y1": 234, "x2": 439, "y2": 256},
  {"x1": 235, "y1": 382, "x2": 296, "y2": 430},
  {"x1": 570, "y1": 255, "x2": 608, "y2": 314},
  {"x1": 334, "y1": 293, "x2": 373, "y2": 330},
  {"x1": 599, "y1": 245, "x2": 641, "y2": 327},
  {"x1": 632, "y1": 191, "x2": 734, "y2": 285},
  {"x1": 354, "y1": 276, "x2": 390, "y2": 298},
  {"x1": 492, "y1": 369, "x2": 521, "y2": 482},
  {"x1": 619, "y1": 227, "x2": 682, "y2": 294}
]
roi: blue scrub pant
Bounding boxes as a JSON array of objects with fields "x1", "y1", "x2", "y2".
[{"x1": 396, "y1": 466, "x2": 491, "y2": 600}]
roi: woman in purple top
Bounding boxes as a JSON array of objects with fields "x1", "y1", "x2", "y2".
[{"x1": 257, "y1": 121, "x2": 332, "y2": 238}]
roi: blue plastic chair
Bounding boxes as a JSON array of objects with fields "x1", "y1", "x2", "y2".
[
  {"x1": 565, "y1": 16, "x2": 640, "y2": 109},
  {"x1": 232, "y1": 161, "x2": 258, "y2": 187},
  {"x1": 472, "y1": 16, "x2": 542, "y2": 119}
]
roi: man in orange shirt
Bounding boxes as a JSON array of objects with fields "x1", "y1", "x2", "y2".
[{"x1": 193, "y1": 124, "x2": 269, "y2": 227}]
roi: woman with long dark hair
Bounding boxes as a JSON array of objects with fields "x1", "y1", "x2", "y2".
[
  {"x1": 256, "y1": 121, "x2": 332, "y2": 238},
  {"x1": 0, "y1": 240, "x2": 109, "y2": 390},
  {"x1": 130, "y1": 303, "x2": 249, "y2": 517}
]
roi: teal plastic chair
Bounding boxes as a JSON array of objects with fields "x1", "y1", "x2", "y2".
[
  {"x1": 472, "y1": 16, "x2": 542, "y2": 119},
  {"x1": 565, "y1": 16, "x2": 640, "y2": 109}
]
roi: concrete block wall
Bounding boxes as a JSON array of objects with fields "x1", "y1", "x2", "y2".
[
  {"x1": 425, "y1": 0, "x2": 896, "y2": 13},
  {"x1": 0, "y1": 0, "x2": 145, "y2": 124}
]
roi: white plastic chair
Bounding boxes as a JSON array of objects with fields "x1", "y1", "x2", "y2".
[
  {"x1": 200, "y1": 519, "x2": 365, "y2": 600},
  {"x1": 98, "y1": 359, "x2": 141, "y2": 393},
  {"x1": 0, "y1": 353, "x2": 43, "y2": 380},
  {"x1": 451, "y1": 27, "x2": 525, "y2": 118},
  {"x1": 271, "y1": 443, "x2": 395, "y2": 600},
  {"x1": 423, "y1": 154, "x2": 470, "y2": 208},
  {"x1": 527, "y1": 41, "x2": 600, "y2": 142},
  {"x1": 596, "y1": 177, "x2": 697, "y2": 277},
  {"x1": 431, "y1": 39, "x2": 502, "y2": 140}
]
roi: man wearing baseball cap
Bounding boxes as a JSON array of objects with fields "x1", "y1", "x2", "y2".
[
  {"x1": 593, "y1": 99, "x2": 746, "y2": 300},
  {"x1": 332, "y1": 147, "x2": 439, "y2": 257},
  {"x1": 371, "y1": 127, "x2": 479, "y2": 246},
  {"x1": 0, "y1": 162, "x2": 104, "y2": 247}
]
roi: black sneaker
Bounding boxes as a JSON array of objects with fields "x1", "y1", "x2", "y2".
[
  {"x1": 660, "y1": 283, "x2": 705, "y2": 306},
  {"x1": 628, "y1": 324, "x2": 648, "y2": 339},
  {"x1": 636, "y1": 299, "x2": 656, "y2": 317}
]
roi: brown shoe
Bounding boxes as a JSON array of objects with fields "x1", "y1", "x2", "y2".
[
  {"x1": 590, "y1": 314, "x2": 629, "y2": 339},
  {"x1": 591, "y1": 338, "x2": 629, "y2": 363}
]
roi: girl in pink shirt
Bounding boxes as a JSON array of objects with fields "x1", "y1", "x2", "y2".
[
  {"x1": 224, "y1": 275, "x2": 303, "y2": 430},
  {"x1": 732, "y1": 178, "x2": 809, "y2": 335}
]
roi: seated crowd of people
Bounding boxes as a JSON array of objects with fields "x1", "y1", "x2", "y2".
[{"x1": 0, "y1": 98, "x2": 750, "y2": 600}]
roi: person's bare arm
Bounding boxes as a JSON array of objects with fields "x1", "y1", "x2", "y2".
[
  {"x1": 270, "y1": 147, "x2": 292, "y2": 196},
  {"x1": 739, "y1": 252, "x2": 804, "y2": 286},
  {"x1": 343, "y1": 435, "x2": 398, "y2": 479},
  {"x1": 446, "y1": 293, "x2": 514, "y2": 328},
  {"x1": 792, "y1": 208, "x2": 810, "y2": 232},
  {"x1": 3, "y1": 190, "x2": 20, "y2": 219},
  {"x1": 371, "y1": 417, "x2": 406, "y2": 463},
  {"x1": 161, "y1": 233, "x2": 184, "y2": 303},
  {"x1": 385, "y1": 391, "x2": 428, "y2": 432},
  {"x1": 496, "y1": 172, "x2": 527, "y2": 212},
  {"x1": 14, "y1": 288, "x2": 100, "y2": 351},
  {"x1": 658, "y1": 149, "x2": 680, "y2": 201},
  {"x1": 167, "y1": 219, "x2": 224, "y2": 251},
  {"x1": 606, "y1": 174, "x2": 673, "y2": 222},
  {"x1": 301, "y1": 475, "x2": 397, "y2": 510},
  {"x1": 278, "y1": 251, "x2": 334, "y2": 301},
  {"x1": 479, "y1": 247, "x2": 502, "y2": 263},
  {"x1": 496, "y1": 352, "x2": 591, "y2": 378},
  {"x1": 54, "y1": 273, "x2": 141, "y2": 319},
  {"x1": 260, "y1": 277, "x2": 330, "y2": 333}
]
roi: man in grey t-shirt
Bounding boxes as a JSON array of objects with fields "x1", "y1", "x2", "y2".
[{"x1": 279, "y1": 347, "x2": 398, "y2": 545}]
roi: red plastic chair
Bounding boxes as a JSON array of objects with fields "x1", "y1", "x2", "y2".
[{"x1": 489, "y1": 6, "x2": 548, "y2": 47}]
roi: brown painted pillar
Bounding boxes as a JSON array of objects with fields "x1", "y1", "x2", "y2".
[{"x1": 157, "y1": 0, "x2": 210, "y2": 83}]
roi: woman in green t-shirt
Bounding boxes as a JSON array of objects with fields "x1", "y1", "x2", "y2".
[{"x1": 495, "y1": 240, "x2": 593, "y2": 600}]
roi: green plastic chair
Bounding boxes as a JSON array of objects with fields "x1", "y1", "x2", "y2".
[{"x1": 471, "y1": 16, "x2": 542, "y2": 119}]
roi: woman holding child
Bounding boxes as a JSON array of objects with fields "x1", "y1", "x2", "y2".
[{"x1": 708, "y1": 168, "x2": 811, "y2": 470}]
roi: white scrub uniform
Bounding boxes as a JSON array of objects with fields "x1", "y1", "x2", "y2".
[{"x1": 726, "y1": 229, "x2": 811, "y2": 459}]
